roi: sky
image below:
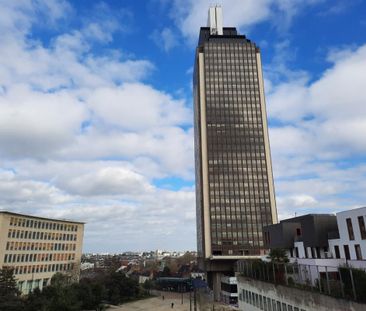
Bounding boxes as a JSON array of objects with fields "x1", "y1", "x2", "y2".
[{"x1": 1, "y1": 0, "x2": 366, "y2": 253}]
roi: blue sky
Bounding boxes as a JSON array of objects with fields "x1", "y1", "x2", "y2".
[{"x1": 1, "y1": 0, "x2": 366, "y2": 253}]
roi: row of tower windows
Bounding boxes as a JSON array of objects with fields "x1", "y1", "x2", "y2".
[
  {"x1": 211, "y1": 212, "x2": 269, "y2": 221},
  {"x1": 6, "y1": 241, "x2": 77, "y2": 251},
  {"x1": 8, "y1": 229, "x2": 77, "y2": 241},
  {"x1": 4, "y1": 252, "x2": 76, "y2": 263},
  {"x1": 207, "y1": 123, "x2": 263, "y2": 129},
  {"x1": 4, "y1": 263, "x2": 75, "y2": 275},
  {"x1": 9, "y1": 217, "x2": 78, "y2": 232}
]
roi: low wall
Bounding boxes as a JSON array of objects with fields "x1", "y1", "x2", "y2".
[{"x1": 237, "y1": 276, "x2": 365, "y2": 311}]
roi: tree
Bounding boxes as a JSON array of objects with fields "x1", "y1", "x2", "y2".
[
  {"x1": 161, "y1": 266, "x2": 171, "y2": 277},
  {"x1": 0, "y1": 267, "x2": 24, "y2": 311},
  {"x1": 176, "y1": 252, "x2": 196, "y2": 266},
  {"x1": 267, "y1": 248, "x2": 289, "y2": 263},
  {"x1": 77, "y1": 278, "x2": 107, "y2": 311},
  {"x1": 142, "y1": 279, "x2": 154, "y2": 296},
  {"x1": 105, "y1": 272, "x2": 140, "y2": 305},
  {"x1": 25, "y1": 273, "x2": 81, "y2": 311}
]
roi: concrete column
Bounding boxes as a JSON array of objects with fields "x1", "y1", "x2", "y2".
[{"x1": 211, "y1": 272, "x2": 222, "y2": 301}]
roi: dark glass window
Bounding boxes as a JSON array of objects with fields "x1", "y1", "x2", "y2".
[
  {"x1": 355, "y1": 244, "x2": 362, "y2": 260},
  {"x1": 334, "y1": 245, "x2": 340, "y2": 259},
  {"x1": 346, "y1": 218, "x2": 355, "y2": 240},
  {"x1": 358, "y1": 216, "x2": 366, "y2": 240},
  {"x1": 344, "y1": 245, "x2": 351, "y2": 260}
]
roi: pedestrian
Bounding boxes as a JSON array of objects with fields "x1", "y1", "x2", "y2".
[
  {"x1": 162, "y1": 295, "x2": 165, "y2": 300},
  {"x1": 171, "y1": 302, "x2": 174, "y2": 308}
]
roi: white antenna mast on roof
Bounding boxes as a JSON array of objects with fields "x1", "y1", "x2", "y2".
[{"x1": 208, "y1": 5, "x2": 223, "y2": 35}]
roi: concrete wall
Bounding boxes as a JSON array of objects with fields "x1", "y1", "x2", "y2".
[
  {"x1": 237, "y1": 276, "x2": 365, "y2": 311},
  {"x1": 294, "y1": 241, "x2": 306, "y2": 258}
]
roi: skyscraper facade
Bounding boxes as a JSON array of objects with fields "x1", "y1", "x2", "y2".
[{"x1": 194, "y1": 7, "x2": 277, "y2": 267}]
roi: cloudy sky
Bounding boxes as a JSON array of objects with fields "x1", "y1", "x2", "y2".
[{"x1": 1, "y1": 0, "x2": 366, "y2": 253}]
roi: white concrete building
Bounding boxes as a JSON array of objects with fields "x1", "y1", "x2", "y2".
[
  {"x1": 264, "y1": 207, "x2": 366, "y2": 271},
  {"x1": 328, "y1": 206, "x2": 366, "y2": 269}
]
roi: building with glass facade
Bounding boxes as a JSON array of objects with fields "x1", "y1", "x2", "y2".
[{"x1": 194, "y1": 7, "x2": 278, "y2": 276}]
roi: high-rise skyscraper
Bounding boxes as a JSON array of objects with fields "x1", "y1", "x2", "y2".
[{"x1": 193, "y1": 6, "x2": 278, "y2": 285}]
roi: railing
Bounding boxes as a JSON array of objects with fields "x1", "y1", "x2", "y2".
[{"x1": 236, "y1": 260, "x2": 366, "y2": 304}]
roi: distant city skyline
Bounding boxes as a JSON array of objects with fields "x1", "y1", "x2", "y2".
[{"x1": 0, "y1": 1, "x2": 366, "y2": 252}]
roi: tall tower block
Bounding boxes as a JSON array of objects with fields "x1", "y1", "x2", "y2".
[{"x1": 193, "y1": 7, "x2": 278, "y2": 294}]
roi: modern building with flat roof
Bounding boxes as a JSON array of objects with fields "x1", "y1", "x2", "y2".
[
  {"x1": 263, "y1": 214, "x2": 338, "y2": 259},
  {"x1": 328, "y1": 206, "x2": 366, "y2": 268},
  {"x1": 0, "y1": 211, "x2": 84, "y2": 294},
  {"x1": 193, "y1": 6, "x2": 277, "y2": 297}
]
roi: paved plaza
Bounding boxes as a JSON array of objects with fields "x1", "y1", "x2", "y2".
[
  {"x1": 109, "y1": 292, "x2": 191, "y2": 311},
  {"x1": 108, "y1": 292, "x2": 237, "y2": 311}
]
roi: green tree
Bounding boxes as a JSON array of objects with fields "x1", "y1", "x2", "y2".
[
  {"x1": 0, "y1": 267, "x2": 24, "y2": 311},
  {"x1": 161, "y1": 266, "x2": 171, "y2": 277},
  {"x1": 105, "y1": 272, "x2": 140, "y2": 305},
  {"x1": 267, "y1": 248, "x2": 289, "y2": 263},
  {"x1": 77, "y1": 278, "x2": 107, "y2": 311},
  {"x1": 24, "y1": 288, "x2": 49, "y2": 311},
  {"x1": 25, "y1": 273, "x2": 81, "y2": 311}
]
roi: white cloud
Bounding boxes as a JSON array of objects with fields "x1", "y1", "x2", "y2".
[
  {"x1": 268, "y1": 44, "x2": 366, "y2": 155},
  {"x1": 0, "y1": 0, "x2": 71, "y2": 36},
  {"x1": 267, "y1": 43, "x2": 366, "y2": 219},
  {"x1": 64, "y1": 167, "x2": 154, "y2": 196},
  {"x1": 3, "y1": 0, "x2": 364, "y2": 253},
  {"x1": 88, "y1": 83, "x2": 191, "y2": 130},
  {"x1": 0, "y1": 170, "x2": 70, "y2": 206},
  {"x1": 151, "y1": 27, "x2": 179, "y2": 52},
  {"x1": 0, "y1": 0, "x2": 196, "y2": 252},
  {"x1": 0, "y1": 84, "x2": 87, "y2": 158},
  {"x1": 170, "y1": 0, "x2": 324, "y2": 43}
]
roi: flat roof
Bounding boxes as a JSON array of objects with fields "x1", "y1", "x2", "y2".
[
  {"x1": 0, "y1": 211, "x2": 85, "y2": 224},
  {"x1": 280, "y1": 213, "x2": 336, "y2": 223},
  {"x1": 337, "y1": 206, "x2": 366, "y2": 215}
]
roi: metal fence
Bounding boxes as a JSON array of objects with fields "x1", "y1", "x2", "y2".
[{"x1": 236, "y1": 260, "x2": 366, "y2": 304}]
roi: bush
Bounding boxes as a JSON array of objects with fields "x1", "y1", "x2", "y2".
[{"x1": 339, "y1": 267, "x2": 366, "y2": 303}]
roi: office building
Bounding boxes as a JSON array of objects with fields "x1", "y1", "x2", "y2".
[
  {"x1": 193, "y1": 6, "x2": 277, "y2": 289},
  {"x1": 0, "y1": 211, "x2": 84, "y2": 294}
]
